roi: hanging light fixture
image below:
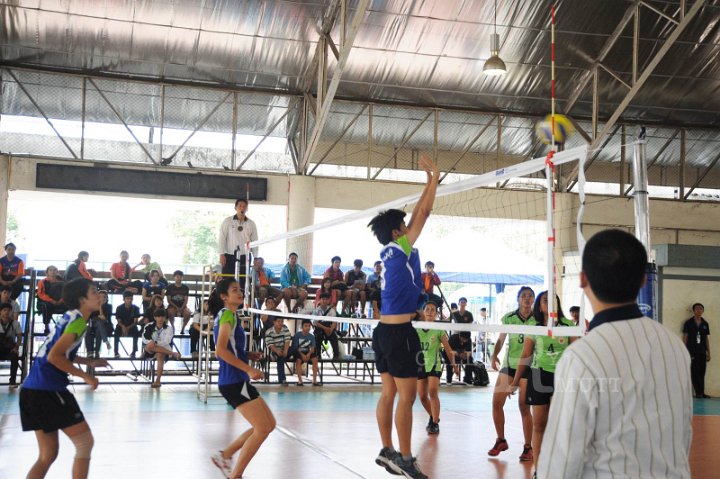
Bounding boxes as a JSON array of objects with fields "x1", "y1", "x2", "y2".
[{"x1": 483, "y1": 0, "x2": 507, "y2": 76}]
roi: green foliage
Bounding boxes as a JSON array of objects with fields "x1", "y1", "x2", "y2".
[
  {"x1": 5, "y1": 213, "x2": 19, "y2": 241},
  {"x1": 171, "y1": 210, "x2": 224, "y2": 265}
]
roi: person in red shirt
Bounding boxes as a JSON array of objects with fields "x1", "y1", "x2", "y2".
[
  {"x1": 65, "y1": 251, "x2": 96, "y2": 282},
  {"x1": 36, "y1": 265, "x2": 67, "y2": 335},
  {"x1": 107, "y1": 251, "x2": 142, "y2": 293},
  {"x1": 0, "y1": 242, "x2": 25, "y2": 300}
]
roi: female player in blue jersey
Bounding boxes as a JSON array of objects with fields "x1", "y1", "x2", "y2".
[
  {"x1": 209, "y1": 278, "x2": 275, "y2": 479},
  {"x1": 20, "y1": 278, "x2": 108, "y2": 479},
  {"x1": 368, "y1": 153, "x2": 439, "y2": 479}
]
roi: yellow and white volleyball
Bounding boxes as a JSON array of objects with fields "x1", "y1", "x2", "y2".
[{"x1": 535, "y1": 114, "x2": 574, "y2": 145}]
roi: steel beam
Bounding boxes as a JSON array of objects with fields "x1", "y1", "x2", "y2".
[
  {"x1": 80, "y1": 77, "x2": 86, "y2": 160},
  {"x1": 231, "y1": 92, "x2": 238, "y2": 170},
  {"x1": 684, "y1": 149, "x2": 720, "y2": 199},
  {"x1": 679, "y1": 128, "x2": 686, "y2": 199},
  {"x1": 7, "y1": 70, "x2": 78, "y2": 159},
  {"x1": 371, "y1": 111, "x2": 433, "y2": 180},
  {"x1": 565, "y1": 0, "x2": 707, "y2": 190},
  {"x1": 236, "y1": 105, "x2": 294, "y2": 170},
  {"x1": 299, "y1": 0, "x2": 371, "y2": 173},
  {"x1": 567, "y1": 124, "x2": 622, "y2": 191},
  {"x1": 308, "y1": 105, "x2": 367, "y2": 175},
  {"x1": 87, "y1": 77, "x2": 156, "y2": 164},
  {"x1": 439, "y1": 115, "x2": 496, "y2": 182}
]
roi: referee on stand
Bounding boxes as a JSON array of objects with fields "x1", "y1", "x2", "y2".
[
  {"x1": 218, "y1": 198, "x2": 258, "y2": 288},
  {"x1": 537, "y1": 229, "x2": 692, "y2": 479}
]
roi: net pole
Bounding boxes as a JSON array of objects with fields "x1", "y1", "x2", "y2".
[{"x1": 546, "y1": 3, "x2": 557, "y2": 335}]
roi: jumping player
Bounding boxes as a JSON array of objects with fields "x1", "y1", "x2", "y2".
[
  {"x1": 488, "y1": 286, "x2": 536, "y2": 461},
  {"x1": 368, "y1": 152, "x2": 439, "y2": 479},
  {"x1": 209, "y1": 278, "x2": 275, "y2": 479},
  {"x1": 20, "y1": 278, "x2": 108, "y2": 479}
]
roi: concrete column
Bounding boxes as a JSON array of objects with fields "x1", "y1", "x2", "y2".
[
  {"x1": 286, "y1": 175, "x2": 316, "y2": 273},
  {"x1": 0, "y1": 155, "x2": 9, "y2": 247}
]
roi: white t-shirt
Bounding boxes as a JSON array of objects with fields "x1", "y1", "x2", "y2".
[{"x1": 0, "y1": 319, "x2": 22, "y2": 347}]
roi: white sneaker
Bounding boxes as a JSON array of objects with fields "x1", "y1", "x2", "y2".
[{"x1": 211, "y1": 450, "x2": 233, "y2": 478}]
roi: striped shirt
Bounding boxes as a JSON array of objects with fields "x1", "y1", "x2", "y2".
[{"x1": 538, "y1": 304, "x2": 692, "y2": 479}]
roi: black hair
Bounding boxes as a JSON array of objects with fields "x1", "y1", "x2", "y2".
[
  {"x1": 62, "y1": 278, "x2": 95, "y2": 310},
  {"x1": 235, "y1": 198, "x2": 248, "y2": 207},
  {"x1": 450, "y1": 302, "x2": 458, "y2": 309},
  {"x1": 4, "y1": 242, "x2": 16, "y2": 250},
  {"x1": 353, "y1": 259, "x2": 363, "y2": 267},
  {"x1": 0, "y1": 302, "x2": 11, "y2": 312},
  {"x1": 425, "y1": 261, "x2": 435, "y2": 267},
  {"x1": 693, "y1": 303, "x2": 704, "y2": 311},
  {"x1": 368, "y1": 209, "x2": 407, "y2": 245},
  {"x1": 255, "y1": 257, "x2": 264, "y2": 262},
  {"x1": 459, "y1": 297, "x2": 467, "y2": 303},
  {"x1": 459, "y1": 331, "x2": 471, "y2": 339},
  {"x1": 120, "y1": 250, "x2": 129, "y2": 256},
  {"x1": 533, "y1": 291, "x2": 566, "y2": 327},
  {"x1": 173, "y1": 270, "x2": 184, "y2": 277},
  {"x1": 77, "y1": 250, "x2": 89, "y2": 260},
  {"x1": 374, "y1": 260, "x2": 382, "y2": 266},
  {"x1": 208, "y1": 278, "x2": 240, "y2": 317},
  {"x1": 98, "y1": 290, "x2": 108, "y2": 296},
  {"x1": 0, "y1": 285, "x2": 11, "y2": 293},
  {"x1": 289, "y1": 252, "x2": 298, "y2": 258},
  {"x1": 320, "y1": 292, "x2": 331, "y2": 300},
  {"x1": 149, "y1": 269, "x2": 160, "y2": 277},
  {"x1": 301, "y1": 319, "x2": 312, "y2": 326},
  {"x1": 517, "y1": 286, "x2": 535, "y2": 301},
  {"x1": 423, "y1": 301, "x2": 438, "y2": 311},
  {"x1": 153, "y1": 308, "x2": 168, "y2": 318},
  {"x1": 569, "y1": 306, "x2": 580, "y2": 313},
  {"x1": 123, "y1": 291, "x2": 134, "y2": 299},
  {"x1": 480, "y1": 307, "x2": 487, "y2": 312},
  {"x1": 582, "y1": 229, "x2": 647, "y2": 303},
  {"x1": 331, "y1": 256, "x2": 341, "y2": 263}
]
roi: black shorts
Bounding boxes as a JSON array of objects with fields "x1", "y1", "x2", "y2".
[
  {"x1": 526, "y1": 368, "x2": 555, "y2": 406},
  {"x1": 219, "y1": 382, "x2": 261, "y2": 409},
  {"x1": 417, "y1": 369, "x2": 442, "y2": 380},
  {"x1": 20, "y1": 388, "x2": 85, "y2": 432},
  {"x1": 500, "y1": 366, "x2": 530, "y2": 380},
  {"x1": 372, "y1": 322, "x2": 423, "y2": 379}
]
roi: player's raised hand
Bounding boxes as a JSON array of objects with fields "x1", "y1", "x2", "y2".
[{"x1": 419, "y1": 153, "x2": 439, "y2": 179}]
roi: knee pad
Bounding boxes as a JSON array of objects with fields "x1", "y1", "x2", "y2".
[{"x1": 70, "y1": 430, "x2": 94, "y2": 459}]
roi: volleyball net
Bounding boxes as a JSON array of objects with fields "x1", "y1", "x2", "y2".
[{"x1": 246, "y1": 145, "x2": 589, "y2": 339}]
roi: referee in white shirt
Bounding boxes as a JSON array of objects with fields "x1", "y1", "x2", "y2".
[
  {"x1": 218, "y1": 199, "x2": 258, "y2": 288},
  {"x1": 538, "y1": 229, "x2": 692, "y2": 479}
]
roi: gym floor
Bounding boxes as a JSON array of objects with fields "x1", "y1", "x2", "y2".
[{"x1": 0, "y1": 374, "x2": 718, "y2": 478}]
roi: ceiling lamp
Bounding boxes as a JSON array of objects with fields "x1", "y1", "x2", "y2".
[{"x1": 483, "y1": 0, "x2": 507, "y2": 76}]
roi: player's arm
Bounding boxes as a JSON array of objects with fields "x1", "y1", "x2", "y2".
[
  {"x1": 490, "y1": 333, "x2": 507, "y2": 370},
  {"x1": 440, "y1": 334, "x2": 456, "y2": 361},
  {"x1": 406, "y1": 153, "x2": 440, "y2": 246},
  {"x1": 47, "y1": 331, "x2": 99, "y2": 389}
]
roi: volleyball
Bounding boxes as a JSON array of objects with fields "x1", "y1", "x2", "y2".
[{"x1": 535, "y1": 114, "x2": 574, "y2": 145}]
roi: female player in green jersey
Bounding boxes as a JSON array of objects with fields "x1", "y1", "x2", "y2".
[
  {"x1": 509, "y1": 291, "x2": 575, "y2": 474},
  {"x1": 416, "y1": 301, "x2": 454, "y2": 435},
  {"x1": 488, "y1": 286, "x2": 536, "y2": 461}
]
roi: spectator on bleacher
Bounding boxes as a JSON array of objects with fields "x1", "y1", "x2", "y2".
[
  {"x1": 166, "y1": 270, "x2": 192, "y2": 334},
  {"x1": 264, "y1": 317, "x2": 291, "y2": 386},
  {"x1": 0, "y1": 302, "x2": 22, "y2": 387},
  {"x1": 142, "y1": 270, "x2": 166, "y2": 312},
  {"x1": 421, "y1": 261, "x2": 442, "y2": 309},
  {"x1": 133, "y1": 254, "x2": 166, "y2": 284},
  {"x1": 312, "y1": 293, "x2": 341, "y2": 360},
  {"x1": 366, "y1": 261, "x2": 382, "y2": 319},
  {"x1": 190, "y1": 299, "x2": 214, "y2": 358},
  {"x1": 290, "y1": 319, "x2": 320, "y2": 386},
  {"x1": 252, "y1": 257, "x2": 282, "y2": 306},
  {"x1": 445, "y1": 331, "x2": 474, "y2": 384},
  {"x1": 36, "y1": 265, "x2": 66, "y2": 335},
  {"x1": 314, "y1": 277, "x2": 339, "y2": 309},
  {"x1": 0, "y1": 242, "x2": 25, "y2": 300},
  {"x1": 218, "y1": 198, "x2": 258, "y2": 289},
  {"x1": 143, "y1": 294, "x2": 165, "y2": 326},
  {"x1": 107, "y1": 250, "x2": 143, "y2": 294},
  {"x1": 280, "y1": 252, "x2": 311, "y2": 313},
  {"x1": 344, "y1": 259, "x2": 368, "y2": 317},
  {"x1": 260, "y1": 297, "x2": 281, "y2": 337},
  {"x1": 114, "y1": 291, "x2": 141, "y2": 358},
  {"x1": 0, "y1": 286, "x2": 20, "y2": 322},
  {"x1": 65, "y1": 251, "x2": 96, "y2": 282},
  {"x1": 142, "y1": 308, "x2": 180, "y2": 388},
  {"x1": 324, "y1": 256, "x2": 346, "y2": 296},
  {"x1": 85, "y1": 291, "x2": 113, "y2": 358},
  {"x1": 452, "y1": 297, "x2": 474, "y2": 324}
]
